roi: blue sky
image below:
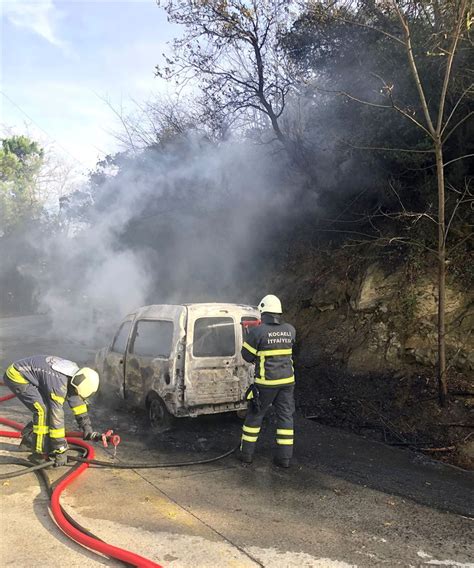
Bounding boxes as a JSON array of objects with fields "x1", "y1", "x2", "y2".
[{"x1": 1, "y1": 0, "x2": 178, "y2": 170}]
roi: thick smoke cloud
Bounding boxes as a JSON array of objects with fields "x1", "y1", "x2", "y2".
[{"x1": 24, "y1": 135, "x2": 296, "y2": 345}]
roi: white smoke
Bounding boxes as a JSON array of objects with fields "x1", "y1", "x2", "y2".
[{"x1": 26, "y1": 134, "x2": 295, "y2": 346}]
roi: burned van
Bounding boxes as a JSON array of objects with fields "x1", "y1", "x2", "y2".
[{"x1": 95, "y1": 303, "x2": 260, "y2": 431}]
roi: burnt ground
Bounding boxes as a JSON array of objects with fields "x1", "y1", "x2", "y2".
[
  {"x1": 1, "y1": 314, "x2": 473, "y2": 567},
  {"x1": 296, "y1": 364, "x2": 474, "y2": 470}
]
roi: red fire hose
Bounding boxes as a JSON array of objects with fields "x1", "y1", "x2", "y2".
[
  {"x1": 0, "y1": 387, "x2": 162, "y2": 568},
  {"x1": 50, "y1": 436, "x2": 161, "y2": 567},
  {"x1": 0, "y1": 392, "x2": 16, "y2": 402}
]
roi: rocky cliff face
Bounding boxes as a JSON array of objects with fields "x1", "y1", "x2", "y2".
[
  {"x1": 262, "y1": 245, "x2": 473, "y2": 468},
  {"x1": 276, "y1": 250, "x2": 473, "y2": 377}
]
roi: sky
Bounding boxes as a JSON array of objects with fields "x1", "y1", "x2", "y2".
[{"x1": 0, "y1": 0, "x2": 178, "y2": 172}]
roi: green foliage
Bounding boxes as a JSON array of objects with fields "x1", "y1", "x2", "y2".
[{"x1": 0, "y1": 135, "x2": 44, "y2": 234}]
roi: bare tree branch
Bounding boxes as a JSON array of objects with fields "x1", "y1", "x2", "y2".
[
  {"x1": 443, "y1": 153, "x2": 474, "y2": 167},
  {"x1": 441, "y1": 83, "x2": 474, "y2": 136},
  {"x1": 442, "y1": 110, "x2": 474, "y2": 142}
]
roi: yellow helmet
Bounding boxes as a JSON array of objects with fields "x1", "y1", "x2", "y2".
[{"x1": 71, "y1": 367, "x2": 100, "y2": 399}]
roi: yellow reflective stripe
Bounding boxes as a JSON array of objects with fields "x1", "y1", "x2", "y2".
[
  {"x1": 33, "y1": 425, "x2": 49, "y2": 434},
  {"x1": 260, "y1": 353, "x2": 265, "y2": 380},
  {"x1": 51, "y1": 393, "x2": 65, "y2": 404},
  {"x1": 255, "y1": 376, "x2": 295, "y2": 386},
  {"x1": 33, "y1": 402, "x2": 46, "y2": 452},
  {"x1": 276, "y1": 439, "x2": 294, "y2": 445},
  {"x1": 71, "y1": 404, "x2": 87, "y2": 416},
  {"x1": 256, "y1": 349, "x2": 292, "y2": 356},
  {"x1": 6, "y1": 365, "x2": 28, "y2": 384},
  {"x1": 242, "y1": 342, "x2": 257, "y2": 355},
  {"x1": 241, "y1": 434, "x2": 258, "y2": 443},
  {"x1": 49, "y1": 428, "x2": 66, "y2": 439},
  {"x1": 243, "y1": 425, "x2": 260, "y2": 434},
  {"x1": 276, "y1": 429, "x2": 294, "y2": 435}
]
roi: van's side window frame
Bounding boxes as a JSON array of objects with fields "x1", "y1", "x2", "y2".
[{"x1": 129, "y1": 319, "x2": 174, "y2": 359}]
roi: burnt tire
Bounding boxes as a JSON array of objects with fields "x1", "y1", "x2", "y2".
[{"x1": 147, "y1": 393, "x2": 174, "y2": 434}]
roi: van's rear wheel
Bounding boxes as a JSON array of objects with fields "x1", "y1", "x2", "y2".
[{"x1": 147, "y1": 393, "x2": 174, "y2": 433}]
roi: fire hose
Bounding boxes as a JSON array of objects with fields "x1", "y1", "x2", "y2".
[
  {"x1": 0, "y1": 415, "x2": 163, "y2": 567},
  {"x1": 0, "y1": 384, "x2": 239, "y2": 567}
]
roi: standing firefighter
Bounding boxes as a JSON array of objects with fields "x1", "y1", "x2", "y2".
[
  {"x1": 240, "y1": 295, "x2": 296, "y2": 468},
  {"x1": 3, "y1": 355, "x2": 100, "y2": 466}
]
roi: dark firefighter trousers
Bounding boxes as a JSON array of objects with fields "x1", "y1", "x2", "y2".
[
  {"x1": 241, "y1": 385, "x2": 295, "y2": 460},
  {"x1": 3, "y1": 374, "x2": 51, "y2": 454}
]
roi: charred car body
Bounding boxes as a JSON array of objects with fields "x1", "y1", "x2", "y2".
[{"x1": 95, "y1": 303, "x2": 260, "y2": 431}]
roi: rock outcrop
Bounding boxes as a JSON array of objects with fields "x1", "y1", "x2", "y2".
[{"x1": 270, "y1": 249, "x2": 473, "y2": 377}]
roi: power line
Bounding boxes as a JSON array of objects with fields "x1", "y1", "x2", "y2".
[{"x1": 0, "y1": 89, "x2": 89, "y2": 168}]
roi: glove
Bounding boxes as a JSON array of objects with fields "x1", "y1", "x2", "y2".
[
  {"x1": 245, "y1": 384, "x2": 262, "y2": 412},
  {"x1": 83, "y1": 425, "x2": 93, "y2": 439},
  {"x1": 84, "y1": 431, "x2": 101, "y2": 442}
]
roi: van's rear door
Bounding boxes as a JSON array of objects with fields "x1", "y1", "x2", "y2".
[{"x1": 184, "y1": 305, "x2": 242, "y2": 406}]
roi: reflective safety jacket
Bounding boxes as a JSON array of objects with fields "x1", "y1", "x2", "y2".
[
  {"x1": 6, "y1": 355, "x2": 92, "y2": 449},
  {"x1": 241, "y1": 313, "x2": 296, "y2": 387}
]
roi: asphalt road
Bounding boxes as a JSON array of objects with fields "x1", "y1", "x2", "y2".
[{"x1": 0, "y1": 315, "x2": 473, "y2": 567}]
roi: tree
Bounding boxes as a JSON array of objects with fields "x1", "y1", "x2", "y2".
[
  {"x1": 0, "y1": 135, "x2": 44, "y2": 235},
  {"x1": 103, "y1": 94, "x2": 220, "y2": 153},
  {"x1": 157, "y1": 0, "x2": 296, "y2": 152},
  {"x1": 392, "y1": 0, "x2": 472, "y2": 406},
  {"x1": 285, "y1": 0, "x2": 473, "y2": 405}
]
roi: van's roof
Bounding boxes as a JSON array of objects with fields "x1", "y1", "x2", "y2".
[{"x1": 125, "y1": 303, "x2": 258, "y2": 319}]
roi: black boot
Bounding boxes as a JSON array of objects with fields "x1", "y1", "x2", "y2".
[
  {"x1": 27, "y1": 452, "x2": 47, "y2": 464},
  {"x1": 239, "y1": 452, "x2": 253, "y2": 464},
  {"x1": 273, "y1": 457, "x2": 290, "y2": 468},
  {"x1": 19, "y1": 422, "x2": 34, "y2": 451}
]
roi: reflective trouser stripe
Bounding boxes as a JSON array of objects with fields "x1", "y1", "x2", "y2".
[
  {"x1": 71, "y1": 404, "x2": 87, "y2": 415},
  {"x1": 33, "y1": 402, "x2": 46, "y2": 453},
  {"x1": 255, "y1": 376, "x2": 295, "y2": 386},
  {"x1": 241, "y1": 434, "x2": 258, "y2": 443},
  {"x1": 242, "y1": 423, "x2": 260, "y2": 444},
  {"x1": 49, "y1": 428, "x2": 66, "y2": 439},
  {"x1": 243, "y1": 425, "x2": 260, "y2": 434},
  {"x1": 276, "y1": 439, "x2": 294, "y2": 445},
  {"x1": 276, "y1": 429, "x2": 294, "y2": 435},
  {"x1": 6, "y1": 365, "x2": 28, "y2": 384}
]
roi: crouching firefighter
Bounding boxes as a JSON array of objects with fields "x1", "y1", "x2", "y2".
[
  {"x1": 240, "y1": 295, "x2": 296, "y2": 468},
  {"x1": 3, "y1": 355, "x2": 100, "y2": 466}
]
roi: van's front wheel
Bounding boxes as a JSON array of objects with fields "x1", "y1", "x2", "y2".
[{"x1": 147, "y1": 393, "x2": 174, "y2": 433}]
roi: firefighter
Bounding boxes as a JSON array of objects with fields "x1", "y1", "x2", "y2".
[
  {"x1": 3, "y1": 355, "x2": 100, "y2": 466},
  {"x1": 240, "y1": 295, "x2": 296, "y2": 468}
]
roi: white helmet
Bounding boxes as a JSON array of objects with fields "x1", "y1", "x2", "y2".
[
  {"x1": 71, "y1": 367, "x2": 100, "y2": 399},
  {"x1": 258, "y1": 294, "x2": 282, "y2": 314}
]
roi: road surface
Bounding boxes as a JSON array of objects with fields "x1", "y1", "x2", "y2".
[{"x1": 1, "y1": 315, "x2": 473, "y2": 567}]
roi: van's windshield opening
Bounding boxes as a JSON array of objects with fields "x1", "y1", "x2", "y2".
[
  {"x1": 193, "y1": 317, "x2": 235, "y2": 357},
  {"x1": 111, "y1": 321, "x2": 132, "y2": 354}
]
